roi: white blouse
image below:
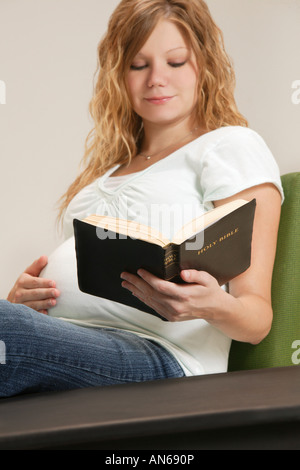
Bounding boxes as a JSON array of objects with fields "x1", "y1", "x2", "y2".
[
  {"x1": 41, "y1": 126, "x2": 284, "y2": 377},
  {"x1": 104, "y1": 172, "x2": 143, "y2": 191}
]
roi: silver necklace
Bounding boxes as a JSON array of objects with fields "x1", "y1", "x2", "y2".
[{"x1": 139, "y1": 127, "x2": 199, "y2": 160}]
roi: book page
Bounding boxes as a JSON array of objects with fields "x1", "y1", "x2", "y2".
[
  {"x1": 171, "y1": 199, "x2": 249, "y2": 245},
  {"x1": 83, "y1": 215, "x2": 170, "y2": 247}
]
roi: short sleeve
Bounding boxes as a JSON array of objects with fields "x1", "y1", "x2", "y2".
[{"x1": 200, "y1": 127, "x2": 284, "y2": 203}]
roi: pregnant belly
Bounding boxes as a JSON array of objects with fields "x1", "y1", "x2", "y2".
[{"x1": 39, "y1": 237, "x2": 116, "y2": 323}]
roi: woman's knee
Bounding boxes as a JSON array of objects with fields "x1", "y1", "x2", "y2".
[
  {"x1": 0, "y1": 300, "x2": 40, "y2": 338},
  {"x1": 0, "y1": 299, "x2": 31, "y2": 314}
]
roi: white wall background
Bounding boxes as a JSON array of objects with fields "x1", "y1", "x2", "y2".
[{"x1": 0, "y1": 0, "x2": 299, "y2": 298}]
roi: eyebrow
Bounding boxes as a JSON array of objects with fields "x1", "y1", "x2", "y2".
[
  {"x1": 166, "y1": 47, "x2": 189, "y2": 53},
  {"x1": 135, "y1": 46, "x2": 188, "y2": 57}
]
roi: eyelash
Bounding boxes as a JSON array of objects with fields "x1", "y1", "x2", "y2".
[{"x1": 130, "y1": 61, "x2": 186, "y2": 71}]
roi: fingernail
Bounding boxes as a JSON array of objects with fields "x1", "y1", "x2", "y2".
[{"x1": 53, "y1": 289, "x2": 60, "y2": 297}]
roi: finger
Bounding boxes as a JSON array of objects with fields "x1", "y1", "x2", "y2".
[
  {"x1": 38, "y1": 309, "x2": 49, "y2": 315},
  {"x1": 180, "y1": 269, "x2": 217, "y2": 286},
  {"x1": 121, "y1": 275, "x2": 148, "y2": 299},
  {"x1": 121, "y1": 272, "x2": 182, "y2": 318},
  {"x1": 122, "y1": 279, "x2": 171, "y2": 319},
  {"x1": 121, "y1": 272, "x2": 174, "y2": 309},
  {"x1": 19, "y1": 272, "x2": 57, "y2": 290},
  {"x1": 136, "y1": 269, "x2": 181, "y2": 297},
  {"x1": 129, "y1": 286, "x2": 181, "y2": 322},
  {"x1": 23, "y1": 297, "x2": 58, "y2": 312},
  {"x1": 21, "y1": 286, "x2": 60, "y2": 303},
  {"x1": 121, "y1": 272, "x2": 148, "y2": 293},
  {"x1": 120, "y1": 272, "x2": 158, "y2": 306},
  {"x1": 24, "y1": 255, "x2": 48, "y2": 277}
]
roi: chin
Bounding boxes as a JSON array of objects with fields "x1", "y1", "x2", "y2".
[{"x1": 143, "y1": 113, "x2": 190, "y2": 127}]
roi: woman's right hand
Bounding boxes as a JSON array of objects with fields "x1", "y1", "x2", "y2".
[{"x1": 7, "y1": 255, "x2": 60, "y2": 315}]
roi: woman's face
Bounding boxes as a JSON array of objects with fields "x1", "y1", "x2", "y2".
[{"x1": 126, "y1": 19, "x2": 199, "y2": 128}]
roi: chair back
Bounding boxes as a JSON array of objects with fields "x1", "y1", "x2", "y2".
[{"x1": 228, "y1": 172, "x2": 300, "y2": 371}]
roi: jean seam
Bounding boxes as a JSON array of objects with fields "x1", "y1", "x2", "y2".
[
  {"x1": 6, "y1": 352, "x2": 182, "y2": 383},
  {"x1": 6, "y1": 352, "x2": 134, "y2": 382}
]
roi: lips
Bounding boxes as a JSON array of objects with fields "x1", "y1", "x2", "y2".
[{"x1": 145, "y1": 96, "x2": 174, "y2": 104}]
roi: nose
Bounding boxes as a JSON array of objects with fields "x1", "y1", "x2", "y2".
[{"x1": 147, "y1": 62, "x2": 168, "y2": 88}]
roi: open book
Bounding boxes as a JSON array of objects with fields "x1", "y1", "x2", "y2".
[{"x1": 73, "y1": 198, "x2": 256, "y2": 319}]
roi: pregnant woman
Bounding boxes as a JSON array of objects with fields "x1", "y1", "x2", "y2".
[{"x1": 1, "y1": 0, "x2": 283, "y2": 397}]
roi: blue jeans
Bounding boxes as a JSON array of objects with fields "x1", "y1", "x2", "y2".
[{"x1": 0, "y1": 300, "x2": 184, "y2": 398}]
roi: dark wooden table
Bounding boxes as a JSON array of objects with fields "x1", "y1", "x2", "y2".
[{"x1": 0, "y1": 366, "x2": 299, "y2": 449}]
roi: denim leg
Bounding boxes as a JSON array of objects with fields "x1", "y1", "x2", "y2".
[{"x1": 0, "y1": 300, "x2": 184, "y2": 397}]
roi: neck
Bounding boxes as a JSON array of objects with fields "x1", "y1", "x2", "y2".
[{"x1": 140, "y1": 118, "x2": 203, "y2": 157}]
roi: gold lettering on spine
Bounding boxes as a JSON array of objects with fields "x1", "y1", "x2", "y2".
[{"x1": 164, "y1": 251, "x2": 178, "y2": 266}]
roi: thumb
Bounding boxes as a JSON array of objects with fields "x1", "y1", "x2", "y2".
[
  {"x1": 25, "y1": 255, "x2": 48, "y2": 277},
  {"x1": 180, "y1": 269, "x2": 214, "y2": 285}
]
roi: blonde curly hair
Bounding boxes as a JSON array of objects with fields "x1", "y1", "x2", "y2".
[{"x1": 57, "y1": 0, "x2": 247, "y2": 224}]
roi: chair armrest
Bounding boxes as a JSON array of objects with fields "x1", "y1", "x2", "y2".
[{"x1": 0, "y1": 366, "x2": 299, "y2": 450}]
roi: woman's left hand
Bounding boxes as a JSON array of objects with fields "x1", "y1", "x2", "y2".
[{"x1": 120, "y1": 268, "x2": 224, "y2": 322}]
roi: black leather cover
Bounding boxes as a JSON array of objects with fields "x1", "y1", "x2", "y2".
[{"x1": 73, "y1": 199, "x2": 256, "y2": 318}]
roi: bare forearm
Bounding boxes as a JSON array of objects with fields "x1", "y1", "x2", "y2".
[{"x1": 206, "y1": 290, "x2": 273, "y2": 345}]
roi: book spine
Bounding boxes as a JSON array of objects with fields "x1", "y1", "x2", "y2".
[{"x1": 164, "y1": 245, "x2": 180, "y2": 281}]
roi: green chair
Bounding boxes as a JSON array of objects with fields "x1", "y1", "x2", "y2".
[{"x1": 228, "y1": 172, "x2": 300, "y2": 371}]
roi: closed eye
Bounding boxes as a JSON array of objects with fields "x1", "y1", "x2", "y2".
[
  {"x1": 169, "y1": 61, "x2": 186, "y2": 68},
  {"x1": 130, "y1": 64, "x2": 148, "y2": 71},
  {"x1": 130, "y1": 61, "x2": 187, "y2": 71}
]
